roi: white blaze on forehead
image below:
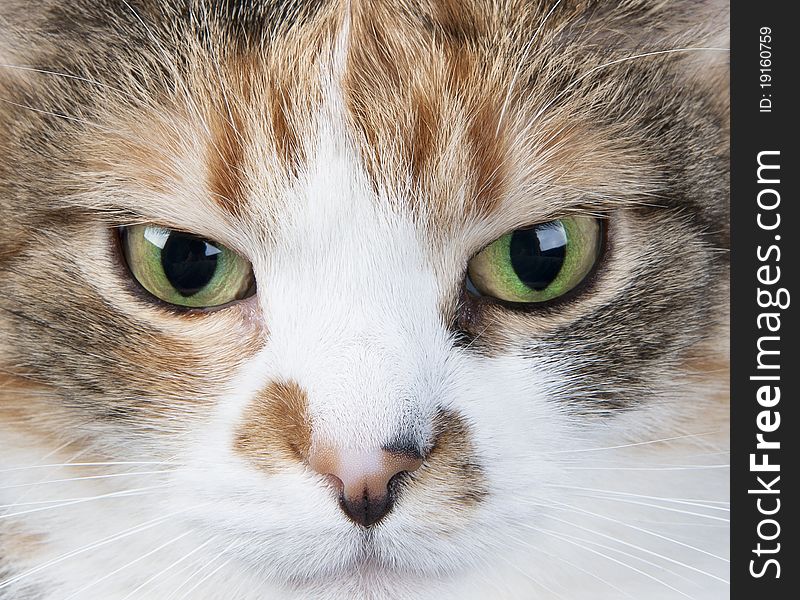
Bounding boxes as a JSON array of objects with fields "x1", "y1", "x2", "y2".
[{"x1": 243, "y1": 46, "x2": 448, "y2": 451}]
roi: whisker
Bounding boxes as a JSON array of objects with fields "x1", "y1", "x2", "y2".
[
  {"x1": 118, "y1": 535, "x2": 218, "y2": 600},
  {"x1": 62, "y1": 529, "x2": 196, "y2": 600},
  {"x1": 536, "y1": 526, "x2": 695, "y2": 599},
  {"x1": 570, "y1": 495, "x2": 729, "y2": 523},
  {"x1": 564, "y1": 464, "x2": 729, "y2": 472},
  {"x1": 0, "y1": 461, "x2": 172, "y2": 474},
  {"x1": 517, "y1": 533, "x2": 638, "y2": 599},
  {"x1": 164, "y1": 540, "x2": 244, "y2": 600},
  {"x1": 546, "y1": 499, "x2": 730, "y2": 570},
  {"x1": 0, "y1": 501, "x2": 209, "y2": 590},
  {"x1": 0, "y1": 469, "x2": 179, "y2": 491},
  {"x1": 36, "y1": 439, "x2": 81, "y2": 462},
  {"x1": 539, "y1": 525, "x2": 696, "y2": 585},
  {"x1": 0, "y1": 489, "x2": 155, "y2": 510},
  {"x1": 548, "y1": 484, "x2": 729, "y2": 510},
  {"x1": 545, "y1": 431, "x2": 726, "y2": 454},
  {"x1": 0, "y1": 484, "x2": 170, "y2": 521},
  {"x1": 488, "y1": 534, "x2": 569, "y2": 600}
]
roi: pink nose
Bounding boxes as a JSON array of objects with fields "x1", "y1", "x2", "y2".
[{"x1": 308, "y1": 445, "x2": 423, "y2": 527}]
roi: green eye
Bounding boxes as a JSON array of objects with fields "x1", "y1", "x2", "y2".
[
  {"x1": 120, "y1": 225, "x2": 256, "y2": 308},
  {"x1": 466, "y1": 216, "x2": 602, "y2": 304}
]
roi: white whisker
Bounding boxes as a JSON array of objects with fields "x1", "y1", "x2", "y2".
[
  {"x1": 545, "y1": 431, "x2": 726, "y2": 454},
  {"x1": 548, "y1": 484, "x2": 729, "y2": 508},
  {"x1": 172, "y1": 540, "x2": 243, "y2": 600},
  {"x1": 0, "y1": 489, "x2": 154, "y2": 510},
  {"x1": 0, "y1": 63, "x2": 130, "y2": 97},
  {"x1": 0, "y1": 502, "x2": 209, "y2": 590},
  {"x1": 489, "y1": 533, "x2": 569, "y2": 600},
  {"x1": 564, "y1": 464, "x2": 728, "y2": 471},
  {"x1": 164, "y1": 540, "x2": 244, "y2": 600},
  {"x1": 0, "y1": 484, "x2": 169, "y2": 521},
  {"x1": 62, "y1": 530, "x2": 195, "y2": 600},
  {"x1": 0, "y1": 461, "x2": 172, "y2": 474},
  {"x1": 547, "y1": 500, "x2": 730, "y2": 571},
  {"x1": 536, "y1": 527, "x2": 695, "y2": 599},
  {"x1": 118, "y1": 535, "x2": 218, "y2": 600},
  {"x1": 0, "y1": 469, "x2": 179, "y2": 491},
  {"x1": 576, "y1": 495, "x2": 729, "y2": 523}
]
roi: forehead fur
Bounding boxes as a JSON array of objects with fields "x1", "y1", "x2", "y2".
[{"x1": 1, "y1": 0, "x2": 727, "y2": 231}]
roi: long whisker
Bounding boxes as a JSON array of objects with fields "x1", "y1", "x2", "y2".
[
  {"x1": 487, "y1": 534, "x2": 569, "y2": 600},
  {"x1": 0, "y1": 501, "x2": 209, "y2": 590},
  {"x1": 118, "y1": 535, "x2": 218, "y2": 600},
  {"x1": 547, "y1": 484, "x2": 729, "y2": 508},
  {"x1": 62, "y1": 529, "x2": 196, "y2": 600},
  {"x1": 0, "y1": 469, "x2": 179, "y2": 491},
  {"x1": 0, "y1": 461, "x2": 173, "y2": 474},
  {"x1": 0, "y1": 489, "x2": 156, "y2": 510},
  {"x1": 173, "y1": 553, "x2": 238, "y2": 600},
  {"x1": 564, "y1": 464, "x2": 729, "y2": 472},
  {"x1": 0, "y1": 484, "x2": 170, "y2": 521},
  {"x1": 536, "y1": 526, "x2": 695, "y2": 599},
  {"x1": 539, "y1": 525, "x2": 696, "y2": 584},
  {"x1": 568, "y1": 494, "x2": 729, "y2": 522},
  {"x1": 543, "y1": 511, "x2": 728, "y2": 585},
  {"x1": 544, "y1": 431, "x2": 726, "y2": 454},
  {"x1": 166, "y1": 538, "x2": 242, "y2": 600},
  {"x1": 516, "y1": 533, "x2": 638, "y2": 599},
  {"x1": 546, "y1": 500, "x2": 730, "y2": 570}
]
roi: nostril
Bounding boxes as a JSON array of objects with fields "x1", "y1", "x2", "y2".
[
  {"x1": 307, "y1": 443, "x2": 424, "y2": 527},
  {"x1": 339, "y1": 491, "x2": 391, "y2": 528}
]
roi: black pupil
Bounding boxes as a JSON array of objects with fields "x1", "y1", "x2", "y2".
[
  {"x1": 509, "y1": 221, "x2": 568, "y2": 290},
  {"x1": 160, "y1": 232, "x2": 220, "y2": 297}
]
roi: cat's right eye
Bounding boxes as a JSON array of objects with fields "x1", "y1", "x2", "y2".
[{"x1": 119, "y1": 225, "x2": 256, "y2": 309}]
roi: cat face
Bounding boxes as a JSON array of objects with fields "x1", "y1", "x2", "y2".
[{"x1": 0, "y1": 1, "x2": 729, "y2": 598}]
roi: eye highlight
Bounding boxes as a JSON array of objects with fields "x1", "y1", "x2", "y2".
[
  {"x1": 120, "y1": 225, "x2": 256, "y2": 308},
  {"x1": 466, "y1": 216, "x2": 603, "y2": 304}
]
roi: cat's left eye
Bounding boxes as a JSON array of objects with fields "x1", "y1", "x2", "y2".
[
  {"x1": 119, "y1": 225, "x2": 256, "y2": 308},
  {"x1": 466, "y1": 216, "x2": 603, "y2": 304}
]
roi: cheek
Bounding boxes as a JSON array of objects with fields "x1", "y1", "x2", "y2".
[{"x1": 434, "y1": 354, "x2": 583, "y2": 495}]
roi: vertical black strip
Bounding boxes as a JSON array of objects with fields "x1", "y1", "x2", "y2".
[{"x1": 731, "y1": 1, "x2": 799, "y2": 598}]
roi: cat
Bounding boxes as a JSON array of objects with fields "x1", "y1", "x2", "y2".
[{"x1": 0, "y1": 1, "x2": 729, "y2": 599}]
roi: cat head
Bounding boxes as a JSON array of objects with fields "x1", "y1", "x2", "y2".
[{"x1": 1, "y1": 1, "x2": 729, "y2": 597}]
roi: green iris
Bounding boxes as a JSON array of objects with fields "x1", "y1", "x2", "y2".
[
  {"x1": 467, "y1": 216, "x2": 602, "y2": 303},
  {"x1": 121, "y1": 225, "x2": 255, "y2": 308}
]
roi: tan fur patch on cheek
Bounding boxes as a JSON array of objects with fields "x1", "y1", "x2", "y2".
[
  {"x1": 0, "y1": 374, "x2": 71, "y2": 437},
  {"x1": 402, "y1": 409, "x2": 488, "y2": 527},
  {"x1": 233, "y1": 380, "x2": 311, "y2": 474}
]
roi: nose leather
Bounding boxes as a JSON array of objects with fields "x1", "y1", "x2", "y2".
[{"x1": 308, "y1": 445, "x2": 423, "y2": 527}]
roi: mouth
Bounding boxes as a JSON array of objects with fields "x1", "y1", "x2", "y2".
[{"x1": 206, "y1": 516, "x2": 469, "y2": 591}]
